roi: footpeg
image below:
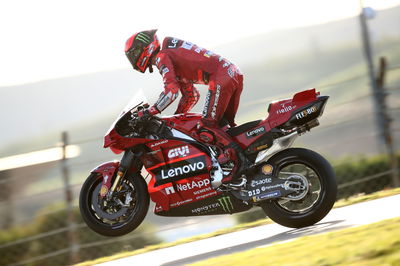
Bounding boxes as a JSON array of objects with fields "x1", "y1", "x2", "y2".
[{"x1": 226, "y1": 177, "x2": 247, "y2": 189}]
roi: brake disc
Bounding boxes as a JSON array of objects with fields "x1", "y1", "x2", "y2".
[{"x1": 91, "y1": 183, "x2": 129, "y2": 220}]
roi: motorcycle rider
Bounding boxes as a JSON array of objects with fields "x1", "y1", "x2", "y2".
[{"x1": 125, "y1": 29, "x2": 249, "y2": 184}]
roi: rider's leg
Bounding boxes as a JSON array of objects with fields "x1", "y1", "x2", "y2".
[{"x1": 200, "y1": 77, "x2": 249, "y2": 182}]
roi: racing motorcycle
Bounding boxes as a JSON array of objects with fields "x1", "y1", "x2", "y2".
[{"x1": 79, "y1": 88, "x2": 337, "y2": 236}]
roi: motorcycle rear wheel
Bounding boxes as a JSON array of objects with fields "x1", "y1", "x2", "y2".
[
  {"x1": 79, "y1": 172, "x2": 149, "y2": 236},
  {"x1": 260, "y1": 148, "x2": 337, "y2": 228}
]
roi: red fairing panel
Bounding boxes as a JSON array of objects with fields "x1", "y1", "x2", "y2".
[
  {"x1": 91, "y1": 161, "x2": 120, "y2": 197},
  {"x1": 267, "y1": 89, "x2": 318, "y2": 129},
  {"x1": 230, "y1": 89, "x2": 319, "y2": 148},
  {"x1": 162, "y1": 113, "x2": 202, "y2": 136},
  {"x1": 104, "y1": 128, "x2": 154, "y2": 154},
  {"x1": 150, "y1": 175, "x2": 220, "y2": 213},
  {"x1": 142, "y1": 139, "x2": 218, "y2": 213}
]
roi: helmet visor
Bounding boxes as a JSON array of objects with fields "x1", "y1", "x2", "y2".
[{"x1": 126, "y1": 46, "x2": 143, "y2": 70}]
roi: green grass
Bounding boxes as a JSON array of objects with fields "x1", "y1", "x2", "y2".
[
  {"x1": 189, "y1": 217, "x2": 400, "y2": 266},
  {"x1": 333, "y1": 187, "x2": 400, "y2": 208},
  {"x1": 74, "y1": 188, "x2": 400, "y2": 266}
]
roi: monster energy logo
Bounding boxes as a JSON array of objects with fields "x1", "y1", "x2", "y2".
[
  {"x1": 136, "y1": 32, "x2": 150, "y2": 44},
  {"x1": 218, "y1": 196, "x2": 234, "y2": 212}
]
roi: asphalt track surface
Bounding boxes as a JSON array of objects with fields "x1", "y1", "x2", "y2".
[{"x1": 99, "y1": 194, "x2": 400, "y2": 266}]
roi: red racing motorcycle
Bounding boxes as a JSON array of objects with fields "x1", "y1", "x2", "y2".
[{"x1": 79, "y1": 89, "x2": 337, "y2": 236}]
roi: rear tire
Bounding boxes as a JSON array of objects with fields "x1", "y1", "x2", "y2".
[
  {"x1": 260, "y1": 148, "x2": 337, "y2": 228},
  {"x1": 79, "y1": 172, "x2": 149, "y2": 236}
]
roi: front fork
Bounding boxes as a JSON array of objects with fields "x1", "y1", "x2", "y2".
[
  {"x1": 91, "y1": 149, "x2": 139, "y2": 199},
  {"x1": 108, "y1": 150, "x2": 135, "y2": 198}
]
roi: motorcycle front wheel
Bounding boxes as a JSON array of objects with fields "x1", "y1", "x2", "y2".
[
  {"x1": 79, "y1": 172, "x2": 149, "y2": 237},
  {"x1": 260, "y1": 148, "x2": 337, "y2": 228}
]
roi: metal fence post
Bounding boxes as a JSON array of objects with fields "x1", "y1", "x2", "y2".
[
  {"x1": 359, "y1": 4, "x2": 384, "y2": 146},
  {"x1": 0, "y1": 172, "x2": 13, "y2": 229},
  {"x1": 358, "y1": 3, "x2": 399, "y2": 187},
  {"x1": 375, "y1": 58, "x2": 400, "y2": 187},
  {"x1": 61, "y1": 131, "x2": 80, "y2": 264}
]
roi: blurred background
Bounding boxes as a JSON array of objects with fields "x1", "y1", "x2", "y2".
[{"x1": 1, "y1": 0, "x2": 399, "y2": 265}]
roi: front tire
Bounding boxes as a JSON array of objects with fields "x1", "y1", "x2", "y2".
[
  {"x1": 260, "y1": 148, "x2": 337, "y2": 228},
  {"x1": 79, "y1": 172, "x2": 149, "y2": 236}
]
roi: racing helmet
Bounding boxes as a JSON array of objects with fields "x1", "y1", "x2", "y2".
[{"x1": 125, "y1": 29, "x2": 160, "y2": 73}]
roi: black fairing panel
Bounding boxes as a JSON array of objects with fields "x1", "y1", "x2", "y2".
[
  {"x1": 155, "y1": 193, "x2": 251, "y2": 216},
  {"x1": 227, "y1": 120, "x2": 262, "y2": 137},
  {"x1": 281, "y1": 96, "x2": 329, "y2": 129}
]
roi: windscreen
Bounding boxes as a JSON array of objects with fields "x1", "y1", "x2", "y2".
[{"x1": 106, "y1": 89, "x2": 148, "y2": 135}]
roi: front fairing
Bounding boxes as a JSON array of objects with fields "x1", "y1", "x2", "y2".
[{"x1": 104, "y1": 90, "x2": 147, "y2": 151}]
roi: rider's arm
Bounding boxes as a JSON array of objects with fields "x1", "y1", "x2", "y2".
[
  {"x1": 152, "y1": 52, "x2": 180, "y2": 113},
  {"x1": 175, "y1": 81, "x2": 199, "y2": 114}
]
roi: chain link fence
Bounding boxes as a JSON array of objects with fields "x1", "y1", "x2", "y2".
[{"x1": 1, "y1": 63, "x2": 400, "y2": 266}]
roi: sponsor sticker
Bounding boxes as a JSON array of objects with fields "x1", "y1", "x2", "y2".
[
  {"x1": 195, "y1": 190, "x2": 218, "y2": 200},
  {"x1": 218, "y1": 196, "x2": 234, "y2": 212},
  {"x1": 150, "y1": 140, "x2": 168, "y2": 147},
  {"x1": 227, "y1": 66, "x2": 234, "y2": 77},
  {"x1": 248, "y1": 189, "x2": 261, "y2": 197},
  {"x1": 140, "y1": 56, "x2": 147, "y2": 67},
  {"x1": 249, "y1": 184, "x2": 284, "y2": 197},
  {"x1": 211, "y1": 85, "x2": 221, "y2": 119},
  {"x1": 276, "y1": 104, "x2": 296, "y2": 115},
  {"x1": 167, "y1": 38, "x2": 179, "y2": 49},
  {"x1": 254, "y1": 190, "x2": 281, "y2": 201},
  {"x1": 202, "y1": 90, "x2": 212, "y2": 117},
  {"x1": 193, "y1": 186, "x2": 212, "y2": 195},
  {"x1": 160, "y1": 161, "x2": 205, "y2": 180},
  {"x1": 204, "y1": 50, "x2": 213, "y2": 58},
  {"x1": 168, "y1": 145, "x2": 190, "y2": 159},
  {"x1": 246, "y1": 126, "x2": 265, "y2": 138},
  {"x1": 170, "y1": 198, "x2": 193, "y2": 207},
  {"x1": 295, "y1": 105, "x2": 318, "y2": 120},
  {"x1": 165, "y1": 186, "x2": 176, "y2": 195},
  {"x1": 153, "y1": 156, "x2": 208, "y2": 186},
  {"x1": 100, "y1": 185, "x2": 108, "y2": 197},
  {"x1": 161, "y1": 67, "x2": 169, "y2": 76},
  {"x1": 192, "y1": 202, "x2": 220, "y2": 214},
  {"x1": 181, "y1": 41, "x2": 194, "y2": 50},
  {"x1": 256, "y1": 144, "x2": 269, "y2": 151},
  {"x1": 136, "y1": 32, "x2": 150, "y2": 43},
  {"x1": 262, "y1": 164, "x2": 273, "y2": 175},
  {"x1": 223, "y1": 61, "x2": 231, "y2": 68},
  {"x1": 148, "y1": 43, "x2": 154, "y2": 54},
  {"x1": 250, "y1": 177, "x2": 272, "y2": 187},
  {"x1": 177, "y1": 179, "x2": 210, "y2": 191}
]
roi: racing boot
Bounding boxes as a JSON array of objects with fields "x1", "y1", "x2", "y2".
[
  {"x1": 229, "y1": 142, "x2": 251, "y2": 176},
  {"x1": 223, "y1": 142, "x2": 251, "y2": 186}
]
